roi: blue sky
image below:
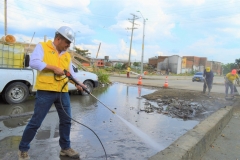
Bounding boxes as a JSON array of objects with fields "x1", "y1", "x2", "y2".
[{"x1": 1, "y1": 0, "x2": 240, "y2": 64}]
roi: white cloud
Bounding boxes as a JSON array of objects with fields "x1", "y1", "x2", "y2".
[
  {"x1": 1, "y1": 0, "x2": 240, "y2": 64},
  {"x1": 180, "y1": 0, "x2": 205, "y2": 6},
  {"x1": 4, "y1": 0, "x2": 92, "y2": 32},
  {"x1": 218, "y1": 28, "x2": 240, "y2": 38}
]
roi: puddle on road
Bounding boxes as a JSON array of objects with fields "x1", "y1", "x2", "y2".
[{"x1": 0, "y1": 83, "x2": 199, "y2": 160}]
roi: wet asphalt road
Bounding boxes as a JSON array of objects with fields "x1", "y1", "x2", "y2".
[{"x1": 0, "y1": 83, "x2": 200, "y2": 160}]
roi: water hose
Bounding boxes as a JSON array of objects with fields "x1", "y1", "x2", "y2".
[{"x1": 63, "y1": 69, "x2": 116, "y2": 114}]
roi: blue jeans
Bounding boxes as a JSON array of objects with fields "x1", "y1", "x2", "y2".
[
  {"x1": 225, "y1": 82, "x2": 234, "y2": 95},
  {"x1": 19, "y1": 90, "x2": 72, "y2": 151},
  {"x1": 203, "y1": 80, "x2": 213, "y2": 93}
]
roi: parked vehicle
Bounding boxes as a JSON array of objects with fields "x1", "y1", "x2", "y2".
[
  {"x1": 192, "y1": 72, "x2": 205, "y2": 82},
  {"x1": 0, "y1": 41, "x2": 98, "y2": 104},
  {"x1": 0, "y1": 64, "x2": 98, "y2": 104}
]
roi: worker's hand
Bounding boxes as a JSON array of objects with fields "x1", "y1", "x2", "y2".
[
  {"x1": 76, "y1": 85, "x2": 83, "y2": 91},
  {"x1": 53, "y1": 67, "x2": 65, "y2": 76},
  {"x1": 75, "y1": 82, "x2": 86, "y2": 92}
]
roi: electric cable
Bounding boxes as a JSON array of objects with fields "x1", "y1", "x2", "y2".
[{"x1": 54, "y1": 74, "x2": 108, "y2": 160}]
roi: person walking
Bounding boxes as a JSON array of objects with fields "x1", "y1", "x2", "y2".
[
  {"x1": 18, "y1": 26, "x2": 84, "y2": 160},
  {"x1": 225, "y1": 69, "x2": 239, "y2": 98},
  {"x1": 127, "y1": 66, "x2": 131, "y2": 78},
  {"x1": 203, "y1": 67, "x2": 214, "y2": 95}
]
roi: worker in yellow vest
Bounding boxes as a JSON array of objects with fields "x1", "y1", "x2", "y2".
[
  {"x1": 127, "y1": 66, "x2": 131, "y2": 78},
  {"x1": 18, "y1": 26, "x2": 83, "y2": 160},
  {"x1": 225, "y1": 69, "x2": 239, "y2": 98}
]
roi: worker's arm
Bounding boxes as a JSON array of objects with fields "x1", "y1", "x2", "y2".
[{"x1": 29, "y1": 43, "x2": 64, "y2": 75}]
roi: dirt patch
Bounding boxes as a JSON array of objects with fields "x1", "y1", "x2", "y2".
[{"x1": 142, "y1": 88, "x2": 238, "y2": 121}]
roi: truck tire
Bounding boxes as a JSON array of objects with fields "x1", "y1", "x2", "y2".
[
  {"x1": 2, "y1": 82, "x2": 29, "y2": 104},
  {"x1": 80, "y1": 81, "x2": 93, "y2": 96}
]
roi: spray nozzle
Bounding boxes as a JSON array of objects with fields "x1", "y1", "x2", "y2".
[{"x1": 64, "y1": 69, "x2": 90, "y2": 94}]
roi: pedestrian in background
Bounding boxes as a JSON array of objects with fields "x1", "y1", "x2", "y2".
[
  {"x1": 18, "y1": 26, "x2": 84, "y2": 160},
  {"x1": 225, "y1": 69, "x2": 239, "y2": 98},
  {"x1": 127, "y1": 66, "x2": 131, "y2": 78},
  {"x1": 203, "y1": 67, "x2": 214, "y2": 95}
]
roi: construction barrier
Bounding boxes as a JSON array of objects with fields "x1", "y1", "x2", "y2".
[
  {"x1": 137, "y1": 76, "x2": 142, "y2": 85},
  {"x1": 163, "y1": 76, "x2": 168, "y2": 88}
]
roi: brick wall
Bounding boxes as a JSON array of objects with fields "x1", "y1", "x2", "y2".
[
  {"x1": 206, "y1": 61, "x2": 223, "y2": 75},
  {"x1": 149, "y1": 56, "x2": 168, "y2": 67}
]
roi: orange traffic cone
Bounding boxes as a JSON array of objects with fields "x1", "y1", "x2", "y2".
[
  {"x1": 137, "y1": 76, "x2": 142, "y2": 85},
  {"x1": 163, "y1": 76, "x2": 168, "y2": 88}
]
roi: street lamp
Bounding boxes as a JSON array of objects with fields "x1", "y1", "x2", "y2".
[
  {"x1": 137, "y1": 10, "x2": 148, "y2": 76},
  {"x1": 73, "y1": 31, "x2": 80, "y2": 50}
]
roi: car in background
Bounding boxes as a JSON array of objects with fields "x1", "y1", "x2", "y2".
[{"x1": 192, "y1": 72, "x2": 205, "y2": 82}]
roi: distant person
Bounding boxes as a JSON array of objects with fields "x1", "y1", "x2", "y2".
[
  {"x1": 127, "y1": 66, "x2": 131, "y2": 78},
  {"x1": 225, "y1": 69, "x2": 239, "y2": 97},
  {"x1": 18, "y1": 26, "x2": 84, "y2": 160},
  {"x1": 203, "y1": 67, "x2": 214, "y2": 95}
]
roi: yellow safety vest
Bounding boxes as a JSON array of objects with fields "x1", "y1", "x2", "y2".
[
  {"x1": 226, "y1": 73, "x2": 239, "y2": 83},
  {"x1": 34, "y1": 40, "x2": 71, "y2": 92}
]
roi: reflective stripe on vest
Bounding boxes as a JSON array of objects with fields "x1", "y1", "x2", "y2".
[{"x1": 34, "y1": 40, "x2": 71, "y2": 92}]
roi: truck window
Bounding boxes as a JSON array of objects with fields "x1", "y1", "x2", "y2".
[{"x1": 72, "y1": 65, "x2": 78, "y2": 73}]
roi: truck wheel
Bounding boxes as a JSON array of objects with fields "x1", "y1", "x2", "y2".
[
  {"x1": 2, "y1": 82, "x2": 29, "y2": 104},
  {"x1": 80, "y1": 81, "x2": 93, "y2": 96}
]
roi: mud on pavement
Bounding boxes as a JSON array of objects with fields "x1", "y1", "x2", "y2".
[{"x1": 141, "y1": 88, "x2": 237, "y2": 121}]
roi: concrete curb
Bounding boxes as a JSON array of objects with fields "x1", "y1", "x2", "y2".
[{"x1": 149, "y1": 106, "x2": 233, "y2": 160}]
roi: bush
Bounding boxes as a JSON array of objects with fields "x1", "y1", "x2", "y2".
[{"x1": 94, "y1": 69, "x2": 110, "y2": 84}]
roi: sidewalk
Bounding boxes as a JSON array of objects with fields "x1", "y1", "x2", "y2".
[
  {"x1": 148, "y1": 104, "x2": 240, "y2": 160},
  {"x1": 201, "y1": 106, "x2": 240, "y2": 160}
]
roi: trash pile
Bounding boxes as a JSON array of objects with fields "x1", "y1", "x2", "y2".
[{"x1": 141, "y1": 98, "x2": 208, "y2": 119}]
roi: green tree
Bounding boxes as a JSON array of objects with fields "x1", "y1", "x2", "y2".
[
  {"x1": 114, "y1": 63, "x2": 122, "y2": 69},
  {"x1": 74, "y1": 47, "x2": 91, "y2": 58},
  {"x1": 222, "y1": 63, "x2": 237, "y2": 75},
  {"x1": 121, "y1": 63, "x2": 127, "y2": 69},
  {"x1": 133, "y1": 62, "x2": 140, "y2": 67},
  {"x1": 235, "y1": 58, "x2": 240, "y2": 68}
]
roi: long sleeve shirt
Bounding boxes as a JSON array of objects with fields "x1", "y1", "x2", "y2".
[
  {"x1": 29, "y1": 43, "x2": 77, "y2": 79},
  {"x1": 203, "y1": 69, "x2": 214, "y2": 82}
]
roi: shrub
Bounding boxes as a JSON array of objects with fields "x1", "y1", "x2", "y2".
[{"x1": 94, "y1": 69, "x2": 110, "y2": 84}]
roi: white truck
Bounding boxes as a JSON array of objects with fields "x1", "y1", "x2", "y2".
[
  {"x1": 0, "y1": 64, "x2": 99, "y2": 104},
  {"x1": 0, "y1": 40, "x2": 98, "y2": 104}
]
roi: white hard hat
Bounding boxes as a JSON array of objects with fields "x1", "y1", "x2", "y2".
[{"x1": 56, "y1": 26, "x2": 74, "y2": 43}]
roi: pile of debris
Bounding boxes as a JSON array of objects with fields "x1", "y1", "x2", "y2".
[{"x1": 141, "y1": 98, "x2": 207, "y2": 119}]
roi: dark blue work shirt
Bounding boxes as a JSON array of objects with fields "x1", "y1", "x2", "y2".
[{"x1": 203, "y1": 70, "x2": 214, "y2": 82}]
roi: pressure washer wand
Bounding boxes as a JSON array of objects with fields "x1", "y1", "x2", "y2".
[{"x1": 64, "y1": 69, "x2": 116, "y2": 114}]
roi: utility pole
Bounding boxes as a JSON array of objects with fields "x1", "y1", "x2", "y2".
[
  {"x1": 137, "y1": 11, "x2": 147, "y2": 76},
  {"x1": 4, "y1": 0, "x2": 7, "y2": 35},
  {"x1": 127, "y1": 14, "x2": 139, "y2": 67},
  {"x1": 96, "y1": 42, "x2": 101, "y2": 58},
  {"x1": 140, "y1": 19, "x2": 146, "y2": 76}
]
